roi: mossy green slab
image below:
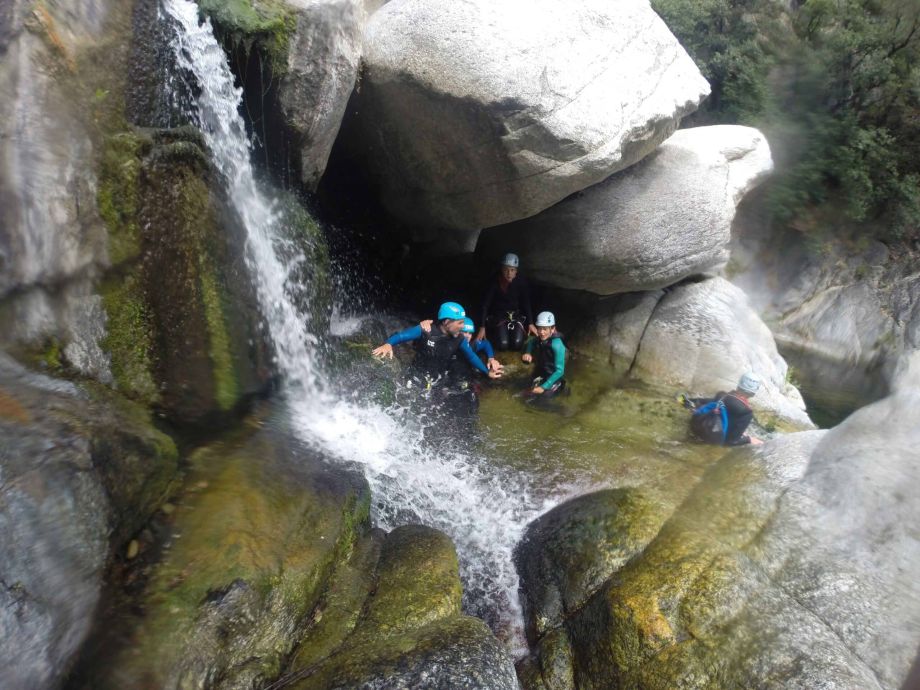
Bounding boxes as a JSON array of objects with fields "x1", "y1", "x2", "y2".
[{"x1": 96, "y1": 422, "x2": 370, "y2": 689}]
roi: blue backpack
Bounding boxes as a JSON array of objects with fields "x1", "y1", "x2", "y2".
[{"x1": 690, "y1": 397, "x2": 729, "y2": 445}]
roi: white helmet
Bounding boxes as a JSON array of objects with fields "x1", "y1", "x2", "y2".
[
  {"x1": 501, "y1": 253, "x2": 520, "y2": 268},
  {"x1": 738, "y1": 372, "x2": 761, "y2": 395},
  {"x1": 535, "y1": 311, "x2": 555, "y2": 327}
]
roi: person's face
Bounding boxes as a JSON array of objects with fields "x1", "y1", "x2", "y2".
[
  {"x1": 537, "y1": 325, "x2": 554, "y2": 341},
  {"x1": 444, "y1": 319, "x2": 464, "y2": 336},
  {"x1": 501, "y1": 265, "x2": 518, "y2": 281}
]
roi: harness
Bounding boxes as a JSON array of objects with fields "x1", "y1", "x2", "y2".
[
  {"x1": 412, "y1": 326, "x2": 463, "y2": 381},
  {"x1": 690, "y1": 393, "x2": 748, "y2": 445}
]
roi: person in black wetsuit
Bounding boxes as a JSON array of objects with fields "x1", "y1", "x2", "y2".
[
  {"x1": 684, "y1": 372, "x2": 764, "y2": 446},
  {"x1": 477, "y1": 252, "x2": 537, "y2": 351},
  {"x1": 372, "y1": 302, "x2": 502, "y2": 394}
]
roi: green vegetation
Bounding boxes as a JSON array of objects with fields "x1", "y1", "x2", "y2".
[{"x1": 652, "y1": 0, "x2": 920, "y2": 243}]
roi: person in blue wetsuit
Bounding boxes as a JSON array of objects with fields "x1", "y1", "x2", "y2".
[
  {"x1": 521, "y1": 311, "x2": 566, "y2": 397},
  {"x1": 682, "y1": 372, "x2": 764, "y2": 446},
  {"x1": 420, "y1": 317, "x2": 502, "y2": 379},
  {"x1": 417, "y1": 317, "x2": 502, "y2": 415},
  {"x1": 372, "y1": 302, "x2": 502, "y2": 390}
]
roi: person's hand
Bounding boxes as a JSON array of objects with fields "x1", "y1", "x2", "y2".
[
  {"x1": 488, "y1": 370, "x2": 502, "y2": 379},
  {"x1": 372, "y1": 343, "x2": 393, "y2": 359},
  {"x1": 750, "y1": 436, "x2": 764, "y2": 446},
  {"x1": 528, "y1": 323, "x2": 539, "y2": 336},
  {"x1": 419, "y1": 319, "x2": 433, "y2": 333},
  {"x1": 532, "y1": 385, "x2": 545, "y2": 394},
  {"x1": 475, "y1": 327, "x2": 487, "y2": 342},
  {"x1": 522, "y1": 353, "x2": 533, "y2": 364},
  {"x1": 487, "y1": 358, "x2": 503, "y2": 373}
]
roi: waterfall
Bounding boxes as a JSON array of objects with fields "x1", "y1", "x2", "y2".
[{"x1": 161, "y1": 0, "x2": 552, "y2": 652}]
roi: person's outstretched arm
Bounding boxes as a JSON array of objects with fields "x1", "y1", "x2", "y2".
[
  {"x1": 373, "y1": 325, "x2": 423, "y2": 358},
  {"x1": 460, "y1": 339, "x2": 500, "y2": 377},
  {"x1": 473, "y1": 338, "x2": 494, "y2": 359}
]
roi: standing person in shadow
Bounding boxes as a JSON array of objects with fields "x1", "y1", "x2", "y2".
[
  {"x1": 477, "y1": 252, "x2": 537, "y2": 351},
  {"x1": 681, "y1": 372, "x2": 765, "y2": 446}
]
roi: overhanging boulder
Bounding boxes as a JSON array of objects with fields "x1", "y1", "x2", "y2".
[
  {"x1": 478, "y1": 126, "x2": 772, "y2": 294},
  {"x1": 354, "y1": 0, "x2": 710, "y2": 232}
]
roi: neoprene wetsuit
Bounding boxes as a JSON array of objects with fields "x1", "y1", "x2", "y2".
[
  {"x1": 689, "y1": 392, "x2": 754, "y2": 445},
  {"x1": 386, "y1": 325, "x2": 490, "y2": 378},
  {"x1": 525, "y1": 334, "x2": 566, "y2": 392}
]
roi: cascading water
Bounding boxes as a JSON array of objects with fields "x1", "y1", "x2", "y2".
[{"x1": 160, "y1": 0, "x2": 559, "y2": 652}]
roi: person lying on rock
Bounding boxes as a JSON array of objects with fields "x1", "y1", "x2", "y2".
[
  {"x1": 372, "y1": 302, "x2": 502, "y2": 394},
  {"x1": 681, "y1": 372, "x2": 764, "y2": 446},
  {"x1": 477, "y1": 252, "x2": 537, "y2": 351},
  {"x1": 521, "y1": 311, "x2": 567, "y2": 397}
]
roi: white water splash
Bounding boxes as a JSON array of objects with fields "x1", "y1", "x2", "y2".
[{"x1": 161, "y1": 0, "x2": 554, "y2": 652}]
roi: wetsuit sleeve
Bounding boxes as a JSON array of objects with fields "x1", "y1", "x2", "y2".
[
  {"x1": 474, "y1": 339, "x2": 495, "y2": 359},
  {"x1": 386, "y1": 325, "x2": 423, "y2": 346},
  {"x1": 542, "y1": 338, "x2": 566, "y2": 388},
  {"x1": 481, "y1": 282, "x2": 497, "y2": 325},
  {"x1": 460, "y1": 339, "x2": 490, "y2": 374}
]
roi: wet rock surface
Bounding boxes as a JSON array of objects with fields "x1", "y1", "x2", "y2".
[
  {"x1": 0, "y1": 353, "x2": 178, "y2": 689},
  {"x1": 581, "y1": 276, "x2": 811, "y2": 428},
  {"x1": 287, "y1": 524, "x2": 518, "y2": 690},
  {"x1": 517, "y1": 377, "x2": 920, "y2": 689},
  {"x1": 198, "y1": 0, "x2": 370, "y2": 190},
  {"x1": 515, "y1": 489, "x2": 665, "y2": 643},
  {"x1": 354, "y1": 0, "x2": 709, "y2": 232},
  {"x1": 730, "y1": 201, "x2": 920, "y2": 420},
  {"x1": 86, "y1": 421, "x2": 371, "y2": 690},
  {"x1": 478, "y1": 126, "x2": 772, "y2": 294}
]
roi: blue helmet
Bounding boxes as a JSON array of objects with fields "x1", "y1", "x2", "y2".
[
  {"x1": 437, "y1": 301, "x2": 466, "y2": 320},
  {"x1": 461, "y1": 317, "x2": 475, "y2": 334}
]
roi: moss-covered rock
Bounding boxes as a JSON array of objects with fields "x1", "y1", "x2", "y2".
[
  {"x1": 286, "y1": 525, "x2": 518, "y2": 690},
  {"x1": 93, "y1": 422, "x2": 371, "y2": 689},
  {"x1": 515, "y1": 489, "x2": 666, "y2": 645},
  {"x1": 514, "y1": 393, "x2": 920, "y2": 690},
  {"x1": 277, "y1": 191, "x2": 334, "y2": 337},
  {"x1": 95, "y1": 125, "x2": 273, "y2": 425}
]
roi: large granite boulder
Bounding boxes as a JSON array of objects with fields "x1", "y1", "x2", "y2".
[
  {"x1": 88, "y1": 422, "x2": 372, "y2": 690},
  {"x1": 0, "y1": 0, "x2": 119, "y2": 380},
  {"x1": 354, "y1": 0, "x2": 710, "y2": 233},
  {"x1": 729, "y1": 212, "x2": 920, "y2": 415},
  {"x1": 287, "y1": 525, "x2": 519, "y2": 690},
  {"x1": 478, "y1": 126, "x2": 773, "y2": 294},
  {"x1": 582, "y1": 277, "x2": 811, "y2": 428},
  {"x1": 517, "y1": 375, "x2": 920, "y2": 688},
  {"x1": 198, "y1": 0, "x2": 372, "y2": 189},
  {"x1": 0, "y1": 353, "x2": 178, "y2": 689}
]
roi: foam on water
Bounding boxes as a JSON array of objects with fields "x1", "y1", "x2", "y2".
[{"x1": 162, "y1": 0, "x2": 557, "y2": 652}]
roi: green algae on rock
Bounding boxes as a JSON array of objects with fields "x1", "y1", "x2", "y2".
[
  {"x1": 286, "y1": 525, "x2": 518, "y2": 690},
  {"x1": 94, "y1": 423, "x2": 371, "y2": 690},
  {"x1": 95, "y1": 125, "x2": 273, "y2": 424}
]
